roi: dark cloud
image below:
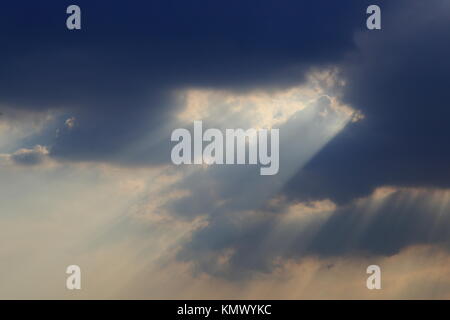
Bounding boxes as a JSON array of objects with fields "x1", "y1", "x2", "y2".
[
  {"x1": 307, "y1": 188, "x2": 450, "y2": 257},
  {"x1": 285, "y1": 0, "x2": 450, "y2": 204},
  {"x1": 178, "y1": 187, "x2": 450, "y2": 279},
  {"x1": 0, "y1": 0, "x2": 374, "y2": 164}
]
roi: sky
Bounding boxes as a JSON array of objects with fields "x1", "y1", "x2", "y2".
[{"x1": 1, "y1": 0, "x2": 450, "y2": 299}]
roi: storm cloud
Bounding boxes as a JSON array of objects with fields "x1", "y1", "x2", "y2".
[
  {"x1": 0, "y1": 0, "x2": 374, "y2": 165},
  {"x1": 286, "y1": 0, "x2": 450, "y2": 204}
]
